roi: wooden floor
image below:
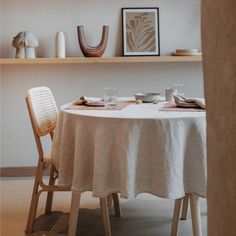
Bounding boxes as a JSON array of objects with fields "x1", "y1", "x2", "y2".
[{"x1": 0, "y1": 177, "x2": 207, "y2": 236}]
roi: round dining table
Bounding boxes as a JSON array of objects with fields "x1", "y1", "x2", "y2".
[{"x1": 51, "y1": 100, "x2": 206, "y2": 236}]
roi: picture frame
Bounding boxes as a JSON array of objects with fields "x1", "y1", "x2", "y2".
[{"x1": 122, "y1": 7, "x2": 160, "y2": 56}]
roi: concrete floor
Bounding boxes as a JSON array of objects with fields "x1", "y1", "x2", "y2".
[{"x1": 0, "y1": 177, "x2": 207, "y2": 236}]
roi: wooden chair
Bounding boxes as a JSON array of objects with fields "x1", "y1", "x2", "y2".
[
  {"x1": 25, "y1": 87, "x2": 121, "y2": 235},
  {"x1": 25, "y1": 87, "x2": 71, "y2": 233}
]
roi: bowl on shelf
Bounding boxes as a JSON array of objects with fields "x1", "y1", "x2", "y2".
[
  {"x1": 135, "y1": 93, "x2": 160, "y2": 103},
  {"x1": 172, "y1": 48, "x2": 202, "y2": 56},
  {"x1": 176, "y1": 49, "x2": 200, "y2": 54}
]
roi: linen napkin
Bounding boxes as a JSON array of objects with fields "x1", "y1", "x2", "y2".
[
  {"x1": 174, "y1": 95, "x2": 206, "y2": 109},
  {"x1": 73, "y1": 96, "x2": 104, "y2": 105}
]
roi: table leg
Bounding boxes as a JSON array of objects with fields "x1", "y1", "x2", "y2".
[
  {"x1": 190, "y1": 193, "x2": 202, "y2": 236},
  {"x1": 68, "y1": 191, "x2": 81, "y2": 236},
  {"x1": 171, "y1": 198, "x2": 182, "y2": 236},
  {"x1": 107, "y1": 194, "x2": 113, "y2": 207},
  {"x1": 112, "y1": 193, "x2": 122, "y2": 217},
  {"x1": 100, "y1": 197, "x2": 111, "y2": 236},
  {"x1": 180, "y1": 195, "x2": 189, "y2": 220}
]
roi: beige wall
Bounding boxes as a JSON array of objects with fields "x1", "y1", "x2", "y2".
[{"x1": 0, "y1": 0, "x2": 203, "y2": 167}]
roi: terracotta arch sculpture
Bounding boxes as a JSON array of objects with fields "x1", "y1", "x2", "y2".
[{"x1": 77, "y1": 25, "x2": 109, "y2": 57}]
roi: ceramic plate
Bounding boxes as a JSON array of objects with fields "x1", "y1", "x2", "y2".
[{"x1": 85, "y1": 101, "x2": 105, "y2": 107}]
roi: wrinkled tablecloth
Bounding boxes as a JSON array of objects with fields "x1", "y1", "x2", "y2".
[{"x1": 52, "y1": 102, "x2": 206, "y2": 199}]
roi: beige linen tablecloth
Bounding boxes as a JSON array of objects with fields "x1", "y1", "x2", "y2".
[{"x1": 52, "y1": 102, "x2": 206, "y2": 199}]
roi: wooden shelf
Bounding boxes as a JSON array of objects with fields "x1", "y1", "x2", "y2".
[{"x1": 0, "y1": 56, "x2": 202, "y2": 65}]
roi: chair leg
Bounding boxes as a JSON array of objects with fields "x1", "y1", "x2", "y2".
[
  {"x1": 112, "y1": 193, "x2": 121, "y2": 217},
  {"x1": 45, "y1": 166, "x2": 56, "y2": 214},
  {"x1": 107, "y1": 194, "x2": 113, "y2": 207},
  {"x1": 100, "y1": 197, "x2": 111, "y2": 236},
  {"x1": 190, "y1": 194, "x2": 202, "y2": 236},
  {"x1": 25, "y1": 180, "x2": 41, "y2": 233},
  {"x1": 180, "y1": 195, "x2": 189, "y2": 220},
  {"x1": 170, "y1": 198, "x2": 183, "y2": 236},
  {"x1": 68, "y1": 191, "x2": 81, "y2": 236},
  {"x1": 25, "y1": 160, "x2": 46, "y2": 233}
]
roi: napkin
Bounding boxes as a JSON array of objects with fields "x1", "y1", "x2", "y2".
[
  {"x1": 174, "y1": 95, "x2": 206, "y2": 109},
  {"x1": 73, "y1": 96, "x2": 104, "y2": 105}
]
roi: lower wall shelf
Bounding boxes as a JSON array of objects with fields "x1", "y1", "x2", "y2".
[{"x1": 0, "y1": 56, "x2": 202, "y2": 65}]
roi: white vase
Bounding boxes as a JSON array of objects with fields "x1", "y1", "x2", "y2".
[{"x1": 55, "y1": 32, "x2": 66, "y2": 58}]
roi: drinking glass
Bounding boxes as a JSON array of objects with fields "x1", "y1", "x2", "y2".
[
  {"x1": 172, "y1": 84, "x2": 185, "y2": 96},
  {"x1": 104, "y1": 87, "x2": 118, "y2": 109}
]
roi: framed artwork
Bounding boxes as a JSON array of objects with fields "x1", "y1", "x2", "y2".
[{"x1": 122, "y1": 7, "x2": 160, "y2": 56}]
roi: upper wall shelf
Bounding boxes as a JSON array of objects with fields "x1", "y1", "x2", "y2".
[{"x1": 0, "y1": 56, "x2": 202, "y2": 65}]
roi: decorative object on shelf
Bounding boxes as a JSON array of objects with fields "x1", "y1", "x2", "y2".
[
  {"x1": 77, "y1": 25, "x2": 109, "y2": 57},
  {"x1": 55, "y1": 32, "x2": 66, "y2": 58},
  {"x1": 172, "y1": 49, "x2": 202, "y2": 56},
  {"x1": 12, "y1": 31, "x2": 38, "y2": 59},
  {"x1": 122, "y1": 8, "x2": 160, "y2": 56}
]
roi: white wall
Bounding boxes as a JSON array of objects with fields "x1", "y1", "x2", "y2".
[{"x1": 0, "y1": 0, "x2": 202, "y2": 167}]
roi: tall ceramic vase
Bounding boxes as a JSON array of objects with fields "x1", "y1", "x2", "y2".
[{"x1": 55, "y1": 32, "x2": 65, "y2": 58}]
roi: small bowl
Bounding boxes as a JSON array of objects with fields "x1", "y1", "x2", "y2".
[
  {"x1": 135, "y1": 93, "x2": 160, "y2": 103},
  {"x1": 176, "y1": 48, "x2": 200, "y2": 54}
]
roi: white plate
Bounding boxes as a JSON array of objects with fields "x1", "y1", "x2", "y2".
[{"x1": 85, "y1": 101, "x2": 105, "y2": 107}]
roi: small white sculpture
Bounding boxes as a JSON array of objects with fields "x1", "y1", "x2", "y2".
[{"x1": 12, "y1": 31, "x2": 39, "y2": 59}]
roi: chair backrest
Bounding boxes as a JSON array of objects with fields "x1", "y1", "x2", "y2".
[{"x1": 26, "y1": 87, "x2": 58, "y2": 137}]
